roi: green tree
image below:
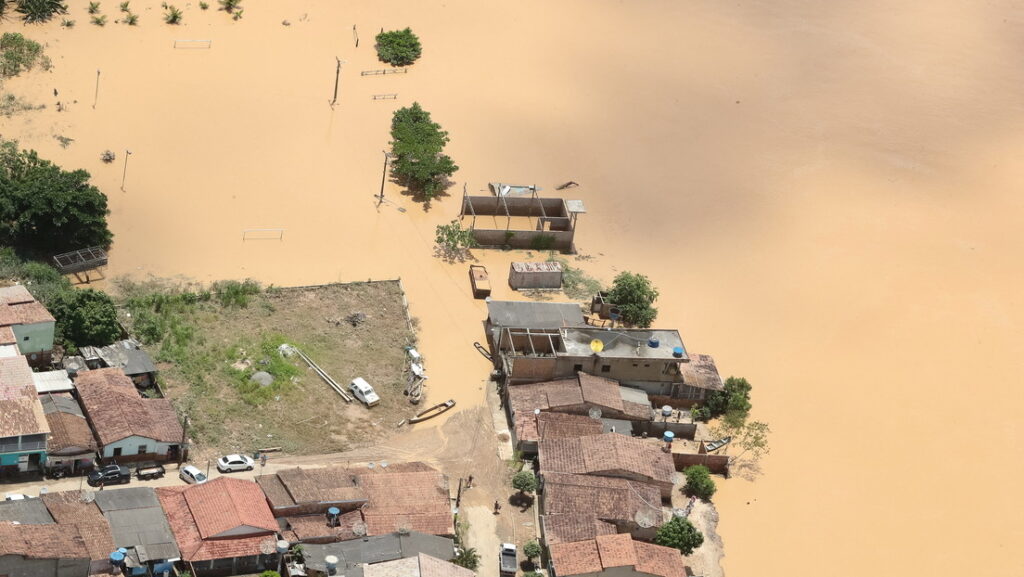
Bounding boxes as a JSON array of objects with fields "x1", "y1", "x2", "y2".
[
  {"x1": 375, "y1": 28, "x2": 422, "y2": 66},
  {"x1": 654, "y1": 516, "x2": 704, "y2": 556},
  {"x1": 606, "y1": 271, "x2": 659, "y2": 327},
  {"x1": 712, "y1": 419, "x2": 771, "y2": 465},
  {"x1": 49, "y1": 288, "x2": 121, "y2": 348},
  {"x1": 452, "y1": 547, "x2": 480, "y2": 571},
  {"x1": 704, "y1": 376, "x2": 752, "y2": 422},
  {"x1": 389, "y1": 102, "x2": 458, "y2": 199},
  {"x1": 682, "y1": 465, "x2": 716, "y2": 500},
  {"x1": 0, "y1": 139, "x2": 113, "y2": 255},
  {"x1": 523, "y1": 540, "x2": 542, "y2": 560},
  {"x1": 15, "y1": 0, "x2": 67, "y2": 23},
  {"x1": 511, "y1": 470, "x2": 538, "y2": 496},
  {"x1": 434, "y1": 219, "x2": 476, "y2": 260},
  {"x1": 1, "y1": 33, "x2": 46, "y2": 78}
]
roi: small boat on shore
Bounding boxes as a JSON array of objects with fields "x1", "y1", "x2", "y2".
[
  {"x1": 702, "y1": 436, "x2": 732, "y2": 453},
  {"x1": 408, "y1": 399, "x2": 456, "y2": 424}
]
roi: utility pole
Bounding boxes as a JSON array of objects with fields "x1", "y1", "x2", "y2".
[
  {"x1": 120, "y1": 150, "x2": 132, "y2": 191},
  {"x1": 93, "y1": 70, "x2": 100, "y2": 109},
  {"x1": 379, "y1": 151, "x2": 393, "y2": 206},
  {"x1": 330, "y1": 58, "x2": 345, "y2": 108}
]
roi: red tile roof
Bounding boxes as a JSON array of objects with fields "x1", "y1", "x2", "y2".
[
  {"x1": 0, "y1": 325, "x2": 15, "y2": 345},
  {"x1": 75, "y1": 368, "x2": 183, "y2": 445},
  {"x1": 0, "y1": 521, "x2": 91, "y2": 561},
  {"x1": 183, "y1": 477, "x2": 278, "y2": 539},
  {"x1": 41, "y1": 490, "x2": 116, "y2": 561},
  {"x1": 542, "y1": 514, "x2": 617, "y2": 544},
  {"x1": 577, "y1": 373, "x2": 625, "y2": 412},
  {"x1": 44, "y1": 410, "x2": 97, "y2": 453},
  {"x1": 0, "y1": 356, "x2": 48, "y2": 438},
  {"x1": 549, "y1": 535, "x2": 687, "y2": 577},
  {"x1": 0, "y1": 285, "x2": 34, "y2": 306},
  {"x1": 539, "y1": 433, "x2": 676, "y2": 488},
  {"x1": 541, "y1": 473, "x2": 662, "y2": 524},
  {"x1": 158, "y1": 478, "x2": 278, "y2": 562},
  {"x1": 679, "y1": 354, "x2": 724, "y2": 391},
  {"x1": 285, "y1": 510, "x2": 362, "y2": 542},
  {"x1": 535, "y1": 412, "x2": 604, "y2": 441},
  {"x1": 0, "y1": 286, "x2": 55, "y2": 326},
  {"x1": 360, "y1": 469, "x2": 453, "y2": 536}
]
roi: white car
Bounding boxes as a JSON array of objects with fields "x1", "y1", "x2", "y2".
[
  {"x1": 349, "y1": 378, "x2": 381, "y2": 407},
  {"x1": 217, "y1": 454, "x2": 255, "y2": 473},
  {"x1": 179, "y1": 465, "x2": 208, "y2": 485}
]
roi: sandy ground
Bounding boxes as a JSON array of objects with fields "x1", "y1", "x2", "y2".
[{"x1": 4, "y1": 1, "x2": 1024, "y2": 575}]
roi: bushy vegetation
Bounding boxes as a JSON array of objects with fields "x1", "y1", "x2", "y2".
[
  {"x1": 654, "y1": 516, "x2": 704, "y2": 555},
  {"x1": 163, "y1": 4, "x2": 181, "y2": 24},
  {"x1": 375, "y1": 28, "x2": 422, "y2": 66},
  {"x1": 683, "y1": 465, "x2": 716, "y2": 500},
  {"x1": 1, "y1": 33, "x2": 49, "y2": 78},
  {"x1": 227, "y1": 334, "x2": 301, "y2": 406},
  {"x1": 512, "y1": 469, "x2": 538, "y2": 495},
  {"x1": 389, "y1": 102, "x2": 458, "y2": 199},
  {"x1": 434, "y1": 219, "x2": 476, "y2": 261},
  {"x1": 547, "y1": 255, "x2": 603, "y2": 301},
  {"x1": 0, "y1": 139, "x2": 113, "y2": 256},
  {"x1": 703, "y1": 376, "x2": 752, "y2": 424},
  {"x1": 452, "y1": 548, "x2": 480, "y2": 571},
  {"x1": 607, "y1": 271, "x2": 659, "y2": 327},
  {"x1": 14, "y1": 0, "x2": 68, "y2": 23},
  {"x1": 523, "y1": 540, "x2": 542, "y2": 560},
  {"x1": 0, "y1": 249, "x2": 119, "y2": 351}
]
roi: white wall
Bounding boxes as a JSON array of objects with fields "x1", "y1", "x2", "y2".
[
  {"x1": 13, "y1": 321, "x2": 55, "y2": 355},
  {"x1": 101, "y1": 434, "x2": 175, "y2": 458}
]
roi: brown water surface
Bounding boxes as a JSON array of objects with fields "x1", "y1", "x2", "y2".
[{"x1": 4, "y1": 1, "x2": 1023, "y2": 574}]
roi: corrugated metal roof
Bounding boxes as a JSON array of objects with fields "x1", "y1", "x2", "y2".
[
  {"x1": 32, "y1": 370, "x2": 74, "y2": 394},
  {"x1": 0, "y1": 499, "x2": 56, "y2": 524},
  {"x1": 486, "y1": 301, "x2": 585, "y2": 329}
]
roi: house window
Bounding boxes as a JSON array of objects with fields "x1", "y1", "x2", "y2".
[
  {"x1": 137, "y1": 445, "x2": 148, "y2": 455},
  {"x1": 23, "y1": 336, "x2": 29, "y2": 341},
  {"x1": 112, "y1": 447, "x2": 122, "y2": 457},
  {"x1": 601, "y1": 365, "x2": 611, "y2": 373}
]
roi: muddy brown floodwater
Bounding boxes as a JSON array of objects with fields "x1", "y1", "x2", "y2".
[{"x1": 4, "y1": 0, "x2": 1024, "y2": 575}]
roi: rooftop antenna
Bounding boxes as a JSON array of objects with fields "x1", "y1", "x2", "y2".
[
  {"x1": 588, "y1": 408, "x2": 602, "y2": 420},
  {"x1": 634, "y1": 508, "x2": 659, "y2": 529}
]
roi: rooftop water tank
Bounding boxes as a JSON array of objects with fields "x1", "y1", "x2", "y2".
[
  {"x1": 672, "y1": 346, "x2": 684, "y2": 358},
  {"x1": 648, "y1": 337, "x2": 660, "y2": 348},
  {"x1": 663, "y1": 431, "x2": 675, "y2": 443},
  {"x1": 325, "y1": 555, "x2": 339, "y2": 570},
  {"x1": 276, "y1": 540, "x2": 289, "y2": 554},
  {"x1": 109, "y1": 552, "x2": 125, "y2": 566},
  {"x1": 661, "y1": 405, "x2": 673, "y2": 417}
]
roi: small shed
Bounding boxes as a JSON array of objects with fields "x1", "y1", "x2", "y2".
[{"x1": 508, "y1": 261, "x2": 564, "y2": 290}]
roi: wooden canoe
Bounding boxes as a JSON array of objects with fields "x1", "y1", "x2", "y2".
[{"x1": 408, "y1": 399, "x2": 456, "y2": 424}]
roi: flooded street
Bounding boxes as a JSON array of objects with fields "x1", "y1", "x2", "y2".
[{"x1": 4, "y1": 0, "x2": 1023, "y2": 574}]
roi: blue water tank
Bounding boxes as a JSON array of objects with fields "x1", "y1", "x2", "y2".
[
  {"x1": 663, "y1": 431, "x2": 675, "y2": 443},
  {"x1": 648, "y1": 337, "x2": 660, "y2": 348},
  {"x1": 672, "y1": 346, "x2": 684, "y2": 358},
  {"x1": 109, "y1": 551, "x2": 125, "y2": 566},
  {"x1": 117, "y1": 548, "x2": 128, "y2": 556},
  {"x1": 327, "y1": 507, "x2": 340, "y2": 516}
]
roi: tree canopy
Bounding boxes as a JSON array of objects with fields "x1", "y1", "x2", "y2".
[
  {"x1": 606, "y1": 271, "x2": 659, "y2": 327},
  {"x1": 654, "y1": 516, "x2": 704, "y2": 556},
  {"x1": 375, "y1": 28, "x2": 422, "y2": 66},
  {"x1": 49, "y1": 288, "x2": 121, "y2": 348},
  {"x1": 389, "y1": 102, "x2": 458, "y2": 199},
  {"x1": 512, "y1": 470, "x2": 538, "y2": 494},
  {"x1": 704, "y1": 376, "x2": 753, "y2": 424},
  {"x1": 452, "y1": 548, "x2": 480, "y2": 570},
  {"x1": 0, "y1": 139, "x2": 113, "y2": 255},
  {"x1": 683, "y1": 465, "x2": 716, "y2": 500},
  {"x1": 523, "y1": 540, "x2": 542, "y2": 560}
]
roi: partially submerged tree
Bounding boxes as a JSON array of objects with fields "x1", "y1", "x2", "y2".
[
  {"x1": 682, "y1": 465, "x2": 716, "y2": 500},
  {"x1": 654, "y1": 516, "x2": 704, "y2": 556},
  {"x1": 0, "y1": 139, "x2": 113, "y2": 255},
  {"x1": 606, "y1": 271, "x2": 659, "y2": 327},
  {"x1": 389, "y1": 102, "x2": 458, "y2": 199},
  {"x1": 704, "y1": 376, "x2": 753, "y2": 423},
  {"x1": 712, "y1": 419, "x2": 771, "y2": 465},
  {"x1": 434, "y1": 219, "x2": 477, "y2": 261},
  {"x1": 15, "y1": 0, "x2": 67, "y2": 23},
  {"x1": 375, "y1": 28, "x2": 422, "y2": 66}
]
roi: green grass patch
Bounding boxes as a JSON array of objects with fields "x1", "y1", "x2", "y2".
[{"x1": 547, "y1": 253, "x2": 603, "y2": 301}]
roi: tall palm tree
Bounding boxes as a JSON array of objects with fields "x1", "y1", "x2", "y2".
[{"x1": 15, "y1": 0, "x2": 68, "y2": 23}]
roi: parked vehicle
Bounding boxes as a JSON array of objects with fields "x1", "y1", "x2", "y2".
[
  {"x1": 179, "y1": 465, "x2": 208, "y2": 485},
  {"x1": 499, "y1": 543, "x2": 518, "y2": 576},
  {"x1": 135, "y1": 463, "x2": 166, "y2": 480},
  {"x1": 349, "y1": 377, "x2": 381, "y2": 407},
  {"x1": 217, "y1": 454, "x2": 255, "y2": 473},
  {"x1": 88, "y1": 465, "x2": 131, "y2": 487}
]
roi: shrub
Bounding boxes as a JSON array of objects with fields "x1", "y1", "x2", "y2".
[
  {"x1": 219, "y1": 0, "x2": 240, "y2": 13},
  {"x1": 375, "y1": 28, "x2": 422, "y2": 66},
  {"x1": 512, "y1": 470, "x2": 537, "y2": 495},
  {"x1": 259, "y1": 572, "x2": 281, "y2": 577},
  {"x1": 87, "y1": 2, "x2": 99, "y2": 14},
  {"x1": 61, "y1": 18, "x2": 74, "y2": 26},
  {"x1": 607, "y1": 271, "x2": 659, "y2": 327},
  {"x1": 683, "y1": 465, "x2": 716, "y2": 500},
  {"x1": 1, "y1": 32, "x2": 46, "y2": 78},
  {"x1": 15, "y1": 0, "x2": 68, "y2": 23},
  {"x1": 90, "y1": 14, "x2": 105, "y2": 25},
  {"x1": 163, "y1": 4, "x2": 181, "y2": 24},
  {"x1": 118, "y1": 1, "x2": 128, "y2": 12},
  {"x1": 49, "y1": 288, "x2": 121, "y2": 348},
  {"x1": 199, "y1": 1, "x2": 208, "y2": 9},
  {"x1": 529, "y1": 234, "x2": 555, "y2": 251},
  {"x1": 452, "y1": 548, "x2": 479, "y2": 571},
  {"x1": 654, "y1": 516, "x2": 704, "y2": 556},
  {"x1": 210, "y1": 279, "x2": 260, "y2": 308},
  {"x1": 123, "y1": 12, "x2": 137, "y2": 25},
  {"x1": 434, "y1": 219, "x2": 476, "y2": 259},
  {"x1": 389, "y1": 102, "x2": 458, "y2": 198}
]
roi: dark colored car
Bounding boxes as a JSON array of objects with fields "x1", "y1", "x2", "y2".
[{"x1": 87, "y1": 465, "x2": 131, "y2": 487}]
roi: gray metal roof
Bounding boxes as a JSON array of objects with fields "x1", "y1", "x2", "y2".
[
  {"x1": 0, "y1": 498, "x2": 55, "y2": 524},
  {"x1": 486, "y1": 301, "x2": 585, "y2": 329},
  {"x1": 40, "y1": 394, "x2": 84, "y2": 417},
  {"x1": 95, "y1": 488, "x2": 179, "y2": 560},
  {"x1": 304, "y1": 532, "x2": 454, "y2": 573},
  {"x1": 600, "y1": 418, "x2": 636, "y2": 436}
]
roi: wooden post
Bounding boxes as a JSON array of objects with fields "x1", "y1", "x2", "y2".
[
  {"x1": 93, "y1": 70, "x2": 100, "y2": 109},
  {"x1": 330, "y1": 58, "x2": 342, "y2": 107}
]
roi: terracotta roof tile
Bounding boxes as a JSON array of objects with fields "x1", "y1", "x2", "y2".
[
  {"x1": 0, "y1": 355, "x2": 35, "y2": 395},
  {"x1": 538, "y1": 433, "x2": 675, "y2": 487},
  {"x1": 158, "y1": 479, "x2": 278, "y2": 562},
  {"x1": 548, "y1": 540, "x2": 603, "y2": 576},
  {"x1": 578, "y1": 373, "x2": 624, "y2": 412},
  {"x1": 0, "y1": 357, "x2": 48, "y2": 437},
  {"x1": 285, "y1": 510, "x2": 362, "y2": 542},
  {"x1": 183, "y1": 477, "x2": 278, "y2": 539},
  {"x1": 535, "y1": 412, "x2": 603, "y2": 441},
  {"x1": 0, "y1": 285, "x2": 34, "y2": 306},
  {"x1": 44, "y1": 410, "x2": 97, "y2": 453},
  {"x1": 75, "y1": 368, "x2": 182, "y2": 445},
  {"x1": 41, "y1": 490, "x2": 116, "y2": 561},
  {"x1": 541, "y1": 473, "x2": 661, "y2": 524},
  {"x1": 0, "y1": 521, "x2": 91, "y2": 560},
  {"x1": 542, "y1": 514, "x2": 617, "y2": 544},
  {"x1": 9, "y1": 301, "x2": 55, "y2": 325},
  {"x1": 360, "y1": 470, "x2": 452, "y2": 536},
  {"x1": 679, "y1": 354, "x2": 724, "y2": 391},
  {"x1": 0, "y1": 325, "x2": 15, "y2": 345},
  {"x1": 550, "y1": 536, "x2": 688, "y2": 577}
]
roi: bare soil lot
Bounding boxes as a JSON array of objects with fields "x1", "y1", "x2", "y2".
[{"x1": 124, "y1": 281, "x2": 419, "y2": 460}]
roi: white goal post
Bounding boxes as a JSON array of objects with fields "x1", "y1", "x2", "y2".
[{"x1": 242, "y1": 228, "x2": 286, "y2": 241}]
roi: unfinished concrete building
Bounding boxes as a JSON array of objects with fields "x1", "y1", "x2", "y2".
[{"x1": 459, "y1": 194, "x2": 585, "y2": 253}]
